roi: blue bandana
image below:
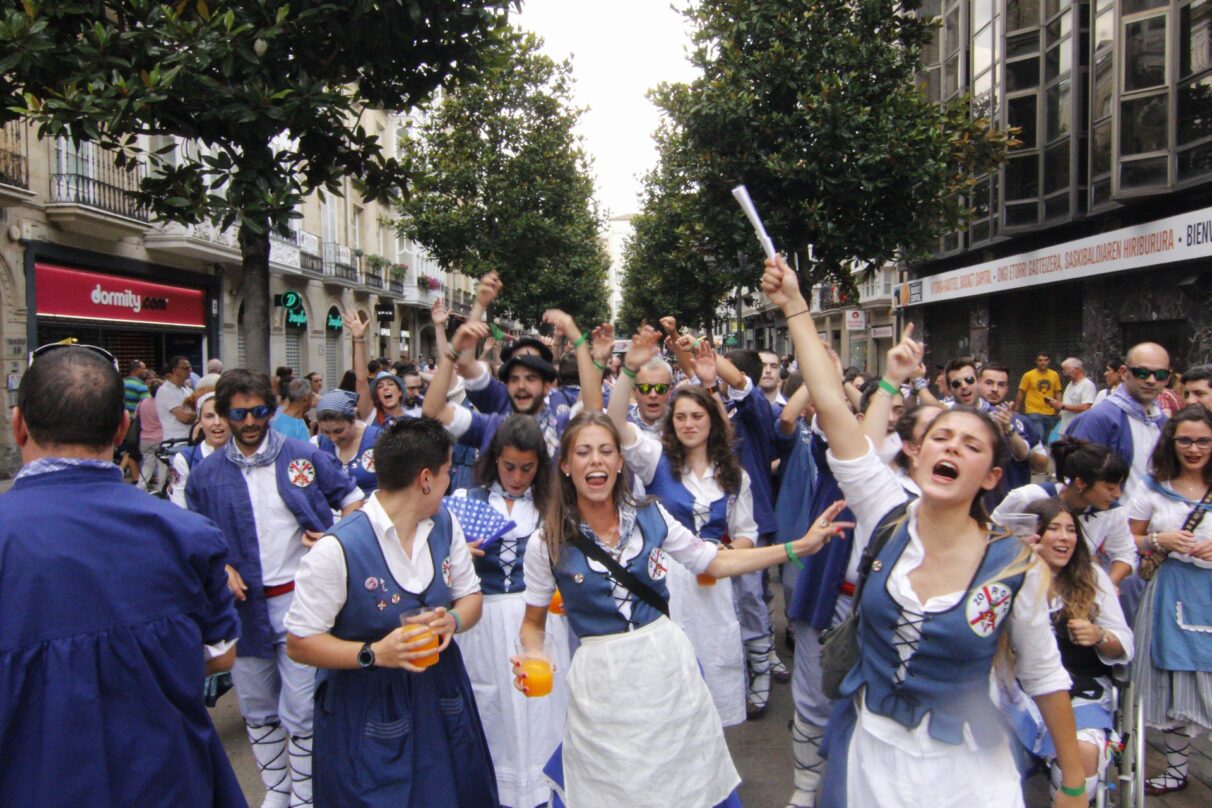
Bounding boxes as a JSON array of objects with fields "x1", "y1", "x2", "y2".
[{"x1": 224, "y1": 429, "x2": 286, "y2": 470}]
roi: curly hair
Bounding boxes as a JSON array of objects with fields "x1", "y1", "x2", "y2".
[
  {"x1": 660, "y1": 385, "x2": 742, "y2": 495},
  {"x1": 1024, "y1": 497, "x2": 1098, "y2": 624}
]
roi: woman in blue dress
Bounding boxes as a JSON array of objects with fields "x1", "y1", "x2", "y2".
[
  {"x1": 452, "y1": 414, "x2": 571, "y2": 807},
  {"x1": 312, "y1": 389, "x2": 381, "y2": 493},
  {"x1": 760, "y1": 255, "x2": 1087, "y2": 808},
  {"x1": 285, "y1": 418, "x2": 497, "y2": 807},
  {"x1": 517, "y1": 398, "x2": 852, "y2": 807},
  {"x1": 606, "y1": 348, "x2": 753, "y2": 727}
]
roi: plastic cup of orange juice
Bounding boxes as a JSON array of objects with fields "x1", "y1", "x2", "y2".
[
  {"x1": 696, "y1": 572, "x2": 717, "y2": 586},
  {"x1": 548, "y1": 589, "x2": 566, "y2": 615},
  {"x1": 514, "y1": 633, "x2": 555, "y2": 698},
  {"x1": 401, "y1": 608, "x2": 441, "y2": 669}
]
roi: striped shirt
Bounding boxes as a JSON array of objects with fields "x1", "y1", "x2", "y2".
[{"x1": 123, "y1": 377, "x2": 150, "y2": 413}]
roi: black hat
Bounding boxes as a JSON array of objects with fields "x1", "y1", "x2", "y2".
[
  {"x1": 501, "y1": 336, "x2": 554, "y2": 365},
  {"x1": 498, "y1": 354, "x2": 558, "y2": 383}
]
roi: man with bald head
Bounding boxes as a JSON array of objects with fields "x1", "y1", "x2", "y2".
[{"x1": 1070, "y1": 342, "x2": 1170, "y2": 499}]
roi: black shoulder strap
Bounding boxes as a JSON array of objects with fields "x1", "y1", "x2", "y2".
[
  {"x1": 1181, "y1": 486, "x2": 1212, "y2": 532},
  {"x1": 569, "y1": 531, "x2": 670, "y2": 618},
  {"x1": 852, "y1": 497, "x2": 913, "y2": 604}
]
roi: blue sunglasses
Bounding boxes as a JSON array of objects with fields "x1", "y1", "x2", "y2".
[{"x1": 227, "y1": 404, "x2": 273, "y2": 421}]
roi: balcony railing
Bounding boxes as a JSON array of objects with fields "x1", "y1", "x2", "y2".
[
  {"x1": 51, "y1": 142, "x2": 149, "y2": 221},
  {"x1": 389, "y1": 278, "x2": 404, "y2": 294},
  {"x1": 322, "y1": 241, "x2": 359, "y2": 282},
  {"x1": 365, "y1": 272, "x2": 384, "y2": 289},
  {"x1": 1, "y1": 121, "x2": 29, "y2": 189}
]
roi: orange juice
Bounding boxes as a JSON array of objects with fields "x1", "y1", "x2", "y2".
[
  {"x1": 696, "y1": 572, "x2": 717, "y2": 586},
  {"x1": 548, "y1": 589, "x2": 566, "y2": 615},
  {"x1": 518, "y1": 657, "x2": 554, "y2": 697},
  {"x1": 410, "y1": 627, "x2": 440, "y2": 669}
]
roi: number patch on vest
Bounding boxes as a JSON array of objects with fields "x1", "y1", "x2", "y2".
[
  {"x1": 647, "y1": 548, "x2": 670, "y2": 581},
  {"x1": 361, "y1": 449, "x2": 375, "y2": 472},
  {"x1": 441, "y1": 557, "x2": 453, "y2": 587},
  {"x1": 966, "y1": 582, "x2": 1013, "y2": 638},
  {"x1": 288, "y1": 459, "x2": 316, "y2": 488}
]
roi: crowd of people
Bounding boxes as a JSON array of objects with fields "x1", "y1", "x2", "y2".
[{"x1": 2, "y1": 264, "x2": 1211, "y2": 808}]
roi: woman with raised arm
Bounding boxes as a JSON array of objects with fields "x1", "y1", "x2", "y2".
[
  {"x1": 761, "y1": 255, "x2": 1086, "y2": 808},
  {"x1": 516, "y1": 410, "x2": 851, "y2": 808},
  {"x1": 605, "y1": 326, "x2": 751, "y2": 727}
]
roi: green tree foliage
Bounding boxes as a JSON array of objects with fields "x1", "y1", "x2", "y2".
[
  {"x1": 0, "y1": 0, "x2": 510, "y2": 370},
  {"x1": 635, "y1": 0, "x2": 1014, "y2": 305},
  {"x1": 395, "y1": 28, "x2": 610, "y2": 329}
]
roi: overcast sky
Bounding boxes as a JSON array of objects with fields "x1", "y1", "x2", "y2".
[{"x1": 514, "y1": 0, "x2": 700, "y2": 218}]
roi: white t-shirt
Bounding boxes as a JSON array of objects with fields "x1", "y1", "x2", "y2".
[
  {"x1": 285, "y1": 494, "x2": 482, "y2": 637},
  {"x1": 1125, "y1": 482, "x2": 1212, "y2": 569},
  {"x1": 993, "y1": 483, "x2": 1137, "y2": 571},
  {"x1": 1059, "y1": 377, "x2": 1097, "y2": 434},
  {"x1": 155, "y1": 380, "x2": 192, "y2": 441},
  {"x1": 1125, "y1": 413, "x2": 1162, "y2": 500}
]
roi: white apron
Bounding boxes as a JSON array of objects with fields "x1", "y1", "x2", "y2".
[
  {"x1": 457, "y1": 592, "x2": 571, "y2": 808},
  {"x1": 665, "y1": 560, "x2": 746, "y2": 726},
  {"x1": 563, "y1": 617, "x2": 740, "y2": 808}
]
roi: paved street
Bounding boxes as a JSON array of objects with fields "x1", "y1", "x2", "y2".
[{"x1": 210, "y1": 592, "x2": 1212, "y2": 807}]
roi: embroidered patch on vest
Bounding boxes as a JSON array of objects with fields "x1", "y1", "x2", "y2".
[
  {"x1": 361, "y1": 449, "x2": 375, "y2": 472},
  {"x1": 647, "y1": 547, "x2": 670, "y2": 581},
  {"x1": 288, "y1": 459, "x2": 316, "y2": 487},
  {"x1": 966, "y1": 582, "x2": 1013, "y2": 637},
  {"x1": 441, "y1": 556, "x2": 453, "y2": 587},
  {"x1": 364, "y1": 577, "x2": 379, "y2": 591}
]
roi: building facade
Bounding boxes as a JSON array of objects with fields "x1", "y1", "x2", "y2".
[
  {"x1": 0, "y1": 112, "x2": 473, "y2": 476},
  {"x1": 899, "y1": 0, "x2": 1212, "y2": 380}
]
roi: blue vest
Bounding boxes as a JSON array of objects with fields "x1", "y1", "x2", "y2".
[
  {"x1": 788, "y1": 433, "x2": 856, "y2": 628},
  {"x1": 841, "y1": 518, "x2": 1027, "y2": 747},
  {"x1": 181, "y1": 442, "x2": 207, "y2": 470},
  {"x1": 185, "y1": 438, "x2": 358, "y2": 658},
  {"x1": 317, "y1": 423, "x2": 381, "y2": 493},
  {"x1": 646, "y1": 457, "x2": 731, "y2": 542},
  {"x1": 466, "y1": 487, "x2": 531, "y2": 596},
  {"x1": 725, "y1": 389, "x2": 778, "y2": 534},
  {"x1": 775, "y1": 418, "x2": 819, "y2": 543},
  {"x1": 554, "y1": 504, "x2": 670, "y2": 638}
]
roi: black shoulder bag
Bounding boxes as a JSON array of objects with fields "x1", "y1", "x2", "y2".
[
  {"x1": 568, "y1": 532, "x2": 670, "y2": 618},
  {"x1": 818, "y1": 500, "x2": 911, "y2": 700}
]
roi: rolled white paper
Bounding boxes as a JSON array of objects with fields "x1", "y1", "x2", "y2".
[{"x1": 731, "y1": 184, "x2": 777, "y2": 260}]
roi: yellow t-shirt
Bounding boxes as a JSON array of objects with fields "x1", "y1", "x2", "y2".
[{"x1": 1019, "y1": 368, "x2": 1062, "y2": 414}]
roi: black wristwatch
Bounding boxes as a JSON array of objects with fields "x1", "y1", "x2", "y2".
[{"x1": 357, "y1": 641, "x2": 376, "y2": 670}]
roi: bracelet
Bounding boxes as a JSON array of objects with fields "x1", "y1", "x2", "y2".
[
  {"x1": 573, "y1": 332, "x2": 588, "y2": 349},
  {"x1": 451, "y1": 610, "x2": 462, "y2": 634},
  {"x1": 786, "y1": 309, "x2": 810, "y2": 321},
  {"x1": 1150, "y1": 531, "x2": 1163, "y2": 553},
  {"x1": 912, "y1": 377, "x2": 929, "y2": 391},
  {"x1": 445, "y1": 345, "x2": 461, "y2": 362},
  {"x1": 591, "y1": 358, "x2": 604, "y2": 371},
  {"x1": 352, "y1": 337, "x2": 366, "y2": 343},
  {"x1": 621, "y1": 365, "x2": 637, "y2": 380},
  {"x1": 784, "y1": 541, "x2": 806, "y2": 570},
  {"x1": 1059, "y1": 783, "x2": 1085, "y2": 798},
  {"x1": 878, "y1": 379, "x2": 900, "y2": 397}
]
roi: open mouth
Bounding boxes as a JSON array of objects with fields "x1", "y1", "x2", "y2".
[
  {"x1": 931, "y1": 461, "x2": 959, "y2": 481},
  {"x1": 585, "y1": 471, "x2": 609, "y2": 489}
]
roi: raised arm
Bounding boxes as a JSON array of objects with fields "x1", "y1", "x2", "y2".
[
  {"x1": 607, "y1": 325, "x2": 662, "y2": 444},
  {"x1": 661, "y1": 316, "x2": 696, "y2": 379},
  {"x1": 431, "y1": 297, "x2": 451, "y2": 362},
  {"x1": 779, "y1": 382, "x2": 812, "y2": 435},
  {"x1": 543, "y1": 309, "x2": 602, "y2": 412},
  {"x1": 861, "y1": 330, "x2": 925, "y2": 449},
  {"x1": 761, "y1": 255, "x2": 867, "y2": 460},
  {"x1": 467, "y1": 270, "x2": 501, "y2": 326},
  {"x1": 423, "y1": 321, "x2": 489, "y2": 425},
  {"x1": 343, "y1": 311, "x2": 374, "y2": 421},
  {"x1": 590, "y1": 322, "x2": 615, "y2": 390}
]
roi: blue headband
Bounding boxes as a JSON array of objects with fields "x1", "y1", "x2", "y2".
[{"x1": 316, "y1": 389, "x2": 358, "y2": 417}]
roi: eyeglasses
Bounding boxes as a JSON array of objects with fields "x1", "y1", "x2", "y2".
[
  {"x1": 1128, "y1": 366, "x2": 1171, "y2": 382},
  {"x1": 28, "y1": 339, "x2": 119, "y2": 370},
  {"x1": 226, "y1": 404, "x2": 273, "y2": 421},
  {"x1": 1173, "y1": 436, "x2": 1212, "y2": 450},
  {"x1": 636, "y1": 383, "x2": 671, "y2": 395},
  {"x1": 949, "y1": 376, "x2": 976, "y2": 389}
]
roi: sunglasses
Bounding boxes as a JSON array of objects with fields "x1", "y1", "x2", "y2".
[
  {"x1": 636, "y1": 383, "x2": 671, "y2": 395},
  {"x1": 28, "y1": 339, "x2": 119, "y2": 370},
  {"x1": 1128, "y1": 366, "x2": 1171, "y2": 382},
  {"x1": 227, "y1": 404, "x2": 273, "y2": 421},
  {"x1": 949, "y1": 376, "x2": 976, "y2": 389},
  {"x1": 1173, "y1": 436, "x2": 1212, "y2": 449}
]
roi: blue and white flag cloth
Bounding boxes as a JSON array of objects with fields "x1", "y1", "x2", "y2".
[{"x1": 443, "y1": 496, "x2": 516, "y2": 549}]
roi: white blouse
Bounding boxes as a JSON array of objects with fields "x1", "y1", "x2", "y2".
[
  {"x1": 169, "y1": 443, "x2": 215, "y2": 509},
  {"x1": 1125, "y1": 482, "x2": 1212, "y2": 569},
  {"x1": 994, "y1": 483, "x2": 1137, "y2": 572}
]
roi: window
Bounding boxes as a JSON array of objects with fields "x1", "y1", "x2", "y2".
[{"x1": 1124, "y1": 16, "x2": 1168, "y2": 92}]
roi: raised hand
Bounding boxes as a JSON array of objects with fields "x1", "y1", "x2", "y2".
[
  {"x1": 884, "y1": 323, "x2": 924, "y2": 385},
  {"x1": 692, "y1": 339, "x2": 719, "y2": 388},
  {"x1": 659, "y1": 315, "x2": 679, "y2": 336},
  {"x1": 452, "y1": 321, "x2": 490, "y2": 354},
  {"x1": 591, "y1": 323, "x2": 615, "y2": 364},
  {"x1": 476, "y1": 271, "x2": 503, "y2": 308},
  {"x1": 624, "y1": 324, "x2": 662, "y2": 372},
  {"x1": 431, "y1": 296, "x2": 449, "y2": 327},
  {"x1": 761, "y1": 254, "x2": 803, "y2": 311},
  {"x1": 542, "y1": 309, "x2": 578, "y2": 340},
  {"x1": 342, "y1": 310, "x2": 368, "y2": 339}
]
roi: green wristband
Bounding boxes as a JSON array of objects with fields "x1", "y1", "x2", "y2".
[
  {"x1": 784, "y1": 541, "x2": 806, "y2": 570},
  {"x1": 573, "y1": 332, "x2": 588, "y2": 349},
  {"x1": 878, "y1": 379, "x2": 900, "y2": 397},
  {"x1": 451, "y1": 610, "x2": 462, "y2": 634},
  {"x1": 621, "y1": 365, "x2": 637, "y2": 380},
  {"x1": 1059, "y1": 783, "x2": 1085, "y2": 798},
  {"x1": 591, "y1": 359, "x2": 605, "y2": 371}
]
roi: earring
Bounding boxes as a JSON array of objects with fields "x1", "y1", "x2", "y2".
[{"x1": 422, "y1": 485, "x2": 431, "y2": 495}]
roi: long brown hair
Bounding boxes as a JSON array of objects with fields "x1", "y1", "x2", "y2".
[
  {"x1": 543, "y1": 412, "x2": 645, "y2": 566},
  {"x1": 1149, "y1": 405, "x2": 1212, "y2": 485},
  {"x1": 661, "y1": 385, "x2": 742, "y2": 495},
  {"x1": 919, "y1": 405, "x2": 1007, "y2": 526},
  {"x1": 1024, "y1": 497, "x2": 1098, "y2": 623}
]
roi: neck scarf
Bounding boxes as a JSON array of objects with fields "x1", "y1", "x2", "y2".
[
  {"x1": 1107, "y1": 384, "x2": 1166, "y2": 427},
  {"x1": 1145, "y1": 474, "x2": 1212, "y2": 511},
  {"x1": 224, "y1": 429, "x2": 286, "y2": 470},
  {"x1": 491, "y1": 481, "x2": 533, "y2": 502},
  {"x1": 15, "y1": 457, "x2": 116, "y2": 482}
]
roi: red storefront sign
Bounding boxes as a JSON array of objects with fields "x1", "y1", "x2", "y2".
[{"x1": 35, "y1": 263, "x2": 207, "y2": 328}]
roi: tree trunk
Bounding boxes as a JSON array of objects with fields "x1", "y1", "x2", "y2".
[{"x1": 238, "y1": 223, "x2": 272, "y2": 373}]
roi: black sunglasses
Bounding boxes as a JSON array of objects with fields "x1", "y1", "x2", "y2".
[
  {"x1": 1128, "y1": 366, "x2": 1171, "y2": 382},
  {"x1": 227, "y1": 404, "x2": 274, "y2": 421},
  {"x1": 28, "y1": 340, "x2": 119, "y2": 370},
  {"x1": 949, "y1": 375, "x2": 976, "y2": 389},
  {"x1": 636, "y1": 383, "x2": 671, "y2": 395}
]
